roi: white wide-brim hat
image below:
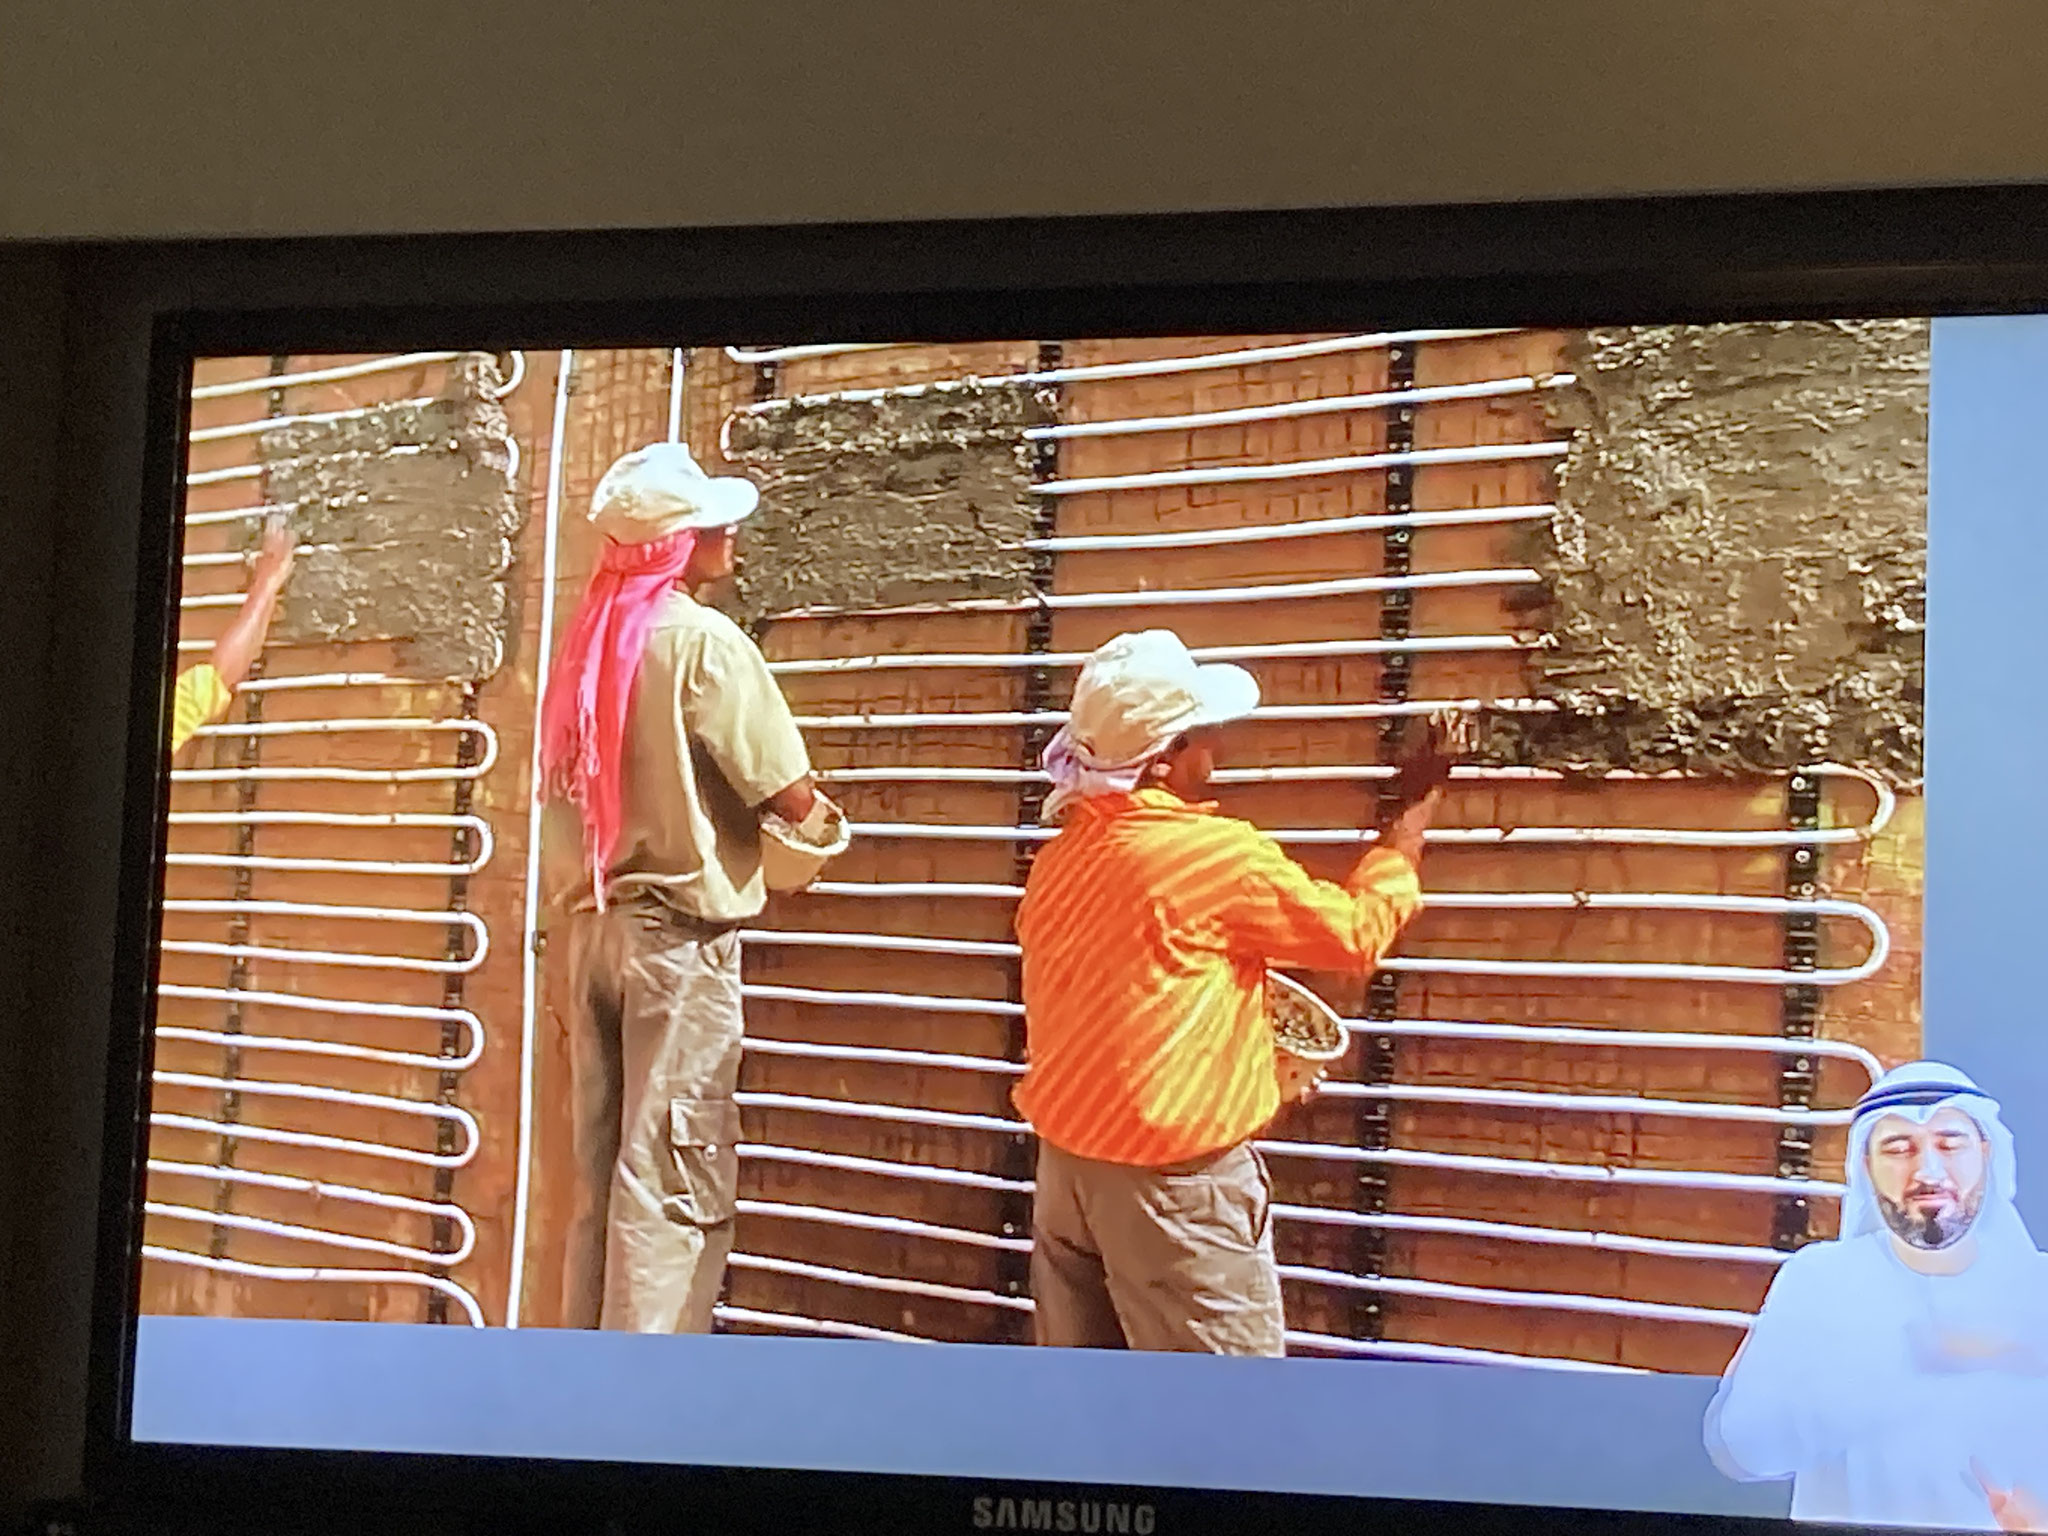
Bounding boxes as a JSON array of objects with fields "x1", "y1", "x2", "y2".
[
  {"x1": 1065, "y1": 629, "x2": 1261, "y2": 768},
  {"x1": 590, "y1": 443, "x2": 760, "y2": 544}
]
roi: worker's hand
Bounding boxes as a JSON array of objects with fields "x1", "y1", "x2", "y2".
[
  {"x1": 1383, "y1": 708, "x2": 1471, "y2": 812},
  {"x1": 1972, "y1": 1463, "x2": 2048, "y2": 1533},
  {"x1": 1379, "y1": 789, "x2": 1441, "y2": 869},
  {"x1": 1293, "y1": 1068, "x2": 1329, "y2": 1105},
  {"x1": 250, "y1": 514, "x2": 296, "y2": 596}
]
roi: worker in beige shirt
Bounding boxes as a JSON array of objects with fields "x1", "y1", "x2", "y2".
[{"x1": 540, "y1": 443, "x2": 848, "y2": 1333}]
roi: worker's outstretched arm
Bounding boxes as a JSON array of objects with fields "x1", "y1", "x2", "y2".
[{"x1": 209, "y1": 515, "x2": 296, "y2": 690}]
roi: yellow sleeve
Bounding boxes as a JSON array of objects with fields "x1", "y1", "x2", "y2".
[
  {"x1": 169, "y1": 664, "x2": 234, "y2": 755},
  {"x1": 677, "y1": 618, "x2": 813, "y2": 807}
]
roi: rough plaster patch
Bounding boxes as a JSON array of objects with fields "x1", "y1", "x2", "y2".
[
  {"x1": 257, "y1": 356, "x2": 521, "y2": 681},
  {"x1": 1515, "y1": 322, "x2": 1927, "y2": 781},
  {"x1": 723, "y1": 381, "x2": 1039, "y2": 626}
]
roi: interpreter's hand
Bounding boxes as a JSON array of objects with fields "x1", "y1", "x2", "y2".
[
  {"x1": 1972, "y1": 1462, "x2": 2048, "y2": 1534},
  {"x1": 251, "y1": 513, "x2": 297, "y2": 596}
]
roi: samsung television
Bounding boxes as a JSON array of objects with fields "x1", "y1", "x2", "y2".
[{"x1": 72, "y1": 192, "x2": 2048, "y2": 1536}]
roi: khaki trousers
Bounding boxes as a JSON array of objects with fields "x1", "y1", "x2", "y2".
[
  {"x1": 560, "y1": 896, "x2": 744, "y2": 1332},
  {"x1": 1030, "y1": 1139, "x2": 1285, "y2": 1356}
]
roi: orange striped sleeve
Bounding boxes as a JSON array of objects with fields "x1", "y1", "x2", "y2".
[{"x1": 1214, "y1": 830, "x2": 1422, "y2": 970}]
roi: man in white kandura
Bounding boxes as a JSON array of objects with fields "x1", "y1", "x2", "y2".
[{"x1": 1707, "y1": 1062, "x2": 2048, "y2": 1531}]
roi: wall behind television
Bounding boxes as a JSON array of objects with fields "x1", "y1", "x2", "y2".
[{"x1": 6, "y1": 0, "x2": 2048, "y2": 1512}]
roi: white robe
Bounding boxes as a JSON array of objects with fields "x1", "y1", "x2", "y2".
[{"x1": 1707, "y1": 1231, "x2": 2048, "y2": 1529}]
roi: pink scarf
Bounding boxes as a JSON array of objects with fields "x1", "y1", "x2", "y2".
[{"x1": 539, "y1": 528, "x2": 698, "y2": 908}]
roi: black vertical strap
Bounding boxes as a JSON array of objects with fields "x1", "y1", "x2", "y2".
[
  {"x1": 998, "y1": 343, "x2": 1064, "y2": 1339},
  {"x1": 1349, "y1": 340, "x2": 1420, "y2": 1343},
  {"x1": 209, "y1": 355, "x2": 288, "y2": 1256},
  {"x1": 752, "y1": 359, "x2": 779, "y2": 403},
  {"x1": 425, "y1": 685, "x2": 483, "y2": 1322},
  {"x1": 1774, "y1": 768, "x2": 1823, "y2": 1250}
]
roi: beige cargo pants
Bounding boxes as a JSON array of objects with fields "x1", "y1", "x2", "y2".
[
  {"x1": 560, "y1": 895, "x2": 744, "y2": 1332},
  {"x1": 1030, "y1": 1139, "x2": 1285, "y2": 1356}
]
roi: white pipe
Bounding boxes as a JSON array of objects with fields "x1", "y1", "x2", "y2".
[
  {"x1": 736, "y1": 1091, "x2": 1023, "y2": 1136},
  {"x1": 1284, "y1": 1331, "x2": 1645, "y2": 1374},
  {"x1": 146, "y1": 1157, "x2": 479, "y2": 1263},
  {"x1": 738, "y1": 1198, "x2": 1031, "y2": 1253},
  {"x1": 714, "y1": 1305, "x2": 929, "y2": 1344},
  {"x1": 154, "y1": 1022, "x2": 483, "y2": 1074},
  {"x1": 730, "y1": 1145, "x2": 1789, "y2": 1267},
  {"x1": 184, "y1": 464, "x2": 264, "y2": 488},
  {"x1": 156, "y1": 981, "x2": 482, "y2": 1033},
  {"x1": 667, "y1": 348, "x2": 686, "y2": 442},
  {"x1": 189, "y1": 352, "x2": 468, "y2": 400},
  {"x1": 1347, "y1": 1016, "x2": 1882, "y2": 1080},
  {"x1": 492, "y1": 350, "x2": 527, "y2": 399},
  {"x1": 187, "y1": 397, "x2": 433, "y2": 445},
  {"x1": 773, "y1": 567, "x2": 1543, "y2": 621},
  {"x1": 150, "y1": 1111, "x2": 472, "y2": 1172},
  {"x1": 725, "y1": 344, "x2": 898, "y2": 364},
  {"x1": 172, "y1": 762, "x2": 491, "y2": 786},
  {"x1": 1040, "y1": 441, "x2": 1568, "y2": 498},
  {"x1": 739, "y1": 929, "x2": 1015, "y2": 959},
  {"x1": 162, "y1": 899, "x2": 486, "y2": 955},
  {"x1": 233, "y1": 673, "x2": 433, "y2": 691},
  {"x1": 1026, "y1": 377, "x2": 1574, "y2": 442},
  {"x1": 744, "y1": 1036, "x2": 1024, "y2": 1075},
  {"x1": 736, "y1": 330, "x2": 1514, "y2": 410},
  {"x1": 727, "y1": 1252, "x2": 1034, "y2": 1313},
  {"x1": 146, "y1": 1200, "x2": 467, "y2": 1269},
  {"x1": 1255, "y1": 1136, "x2": 1845, "y2": 1198},
  {"x1": 1020, "y1": 504, "x2": 1558, "y2": 554},
  {"x1": 1317, "y1": 1080, "x2": 1855, "y2": 1126},
  {"x1": 151, "y1": 1071, "x2": 481, "y2": 1166},
  {"x1": 187, "y1": 717, "x2": 499, "y2": 774},
  {"x1": 1278, "y1": 1261, "x2": 1752, "y2": 1329},
  {"x1": 790, "y1": 694, "x2": 1552, "y2": 730},
  {"x1": 140, "y1": 1244, "x2": 486, "y2": 1326},
  {"x1": 507, "y1": 347, "x2": 574, "y2": 1330},
  {"x1": 161, "y1": 935, "x2": 484, "y2": 976},
  {"x1": 770, "y1": 632, "x2": 1534, "y2": 675},
  {"x1": 840, "y1": 819, "x2": 1879, "y2": 851},
  {"x1": 741, "y1": 1142, "x2": 1032, "y2": 1194},
  {"x1": 165, "y1": 844, "x2": 492, "y2": 879}
]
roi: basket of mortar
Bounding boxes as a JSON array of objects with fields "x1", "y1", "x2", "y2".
[{"x1": 1267, "y1": 971, "x2": 1348, "y2": 1100}]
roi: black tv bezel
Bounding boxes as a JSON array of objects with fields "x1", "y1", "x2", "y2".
[{"x1": 82, "y1": 184, "x2": 2048, "y2": 1536}]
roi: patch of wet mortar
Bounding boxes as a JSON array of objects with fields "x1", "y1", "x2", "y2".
[
  {"x1": 257, "y1": 355, "x2": 521, "y2": 682},
  {"x1": 722, "y1": 381, "x2": 1039, "y2": 627},
  {"x1": 1512, "y1": 322, "x2": 1927, "y2": 782}
]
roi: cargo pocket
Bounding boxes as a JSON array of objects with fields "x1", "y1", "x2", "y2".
[{"x1": 662, "y1": 1096, "x2": 741, "y2": 1228}]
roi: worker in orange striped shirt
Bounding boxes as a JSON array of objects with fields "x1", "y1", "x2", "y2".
[{"x1": 1014, "y1": 629, "x2": 1451, "y2": 1355}]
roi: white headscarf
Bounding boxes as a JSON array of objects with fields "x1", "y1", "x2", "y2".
[
  {"x1": 1039, "y1": 726, "x2": 1166, "y2": 823},
  {"x1": 1843, "y1": 1060, "x2": 2037, "y2": 1259}
]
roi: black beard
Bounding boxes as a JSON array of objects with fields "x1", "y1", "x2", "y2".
[{"x1": 1877, "y1": 1182, "x2": 1986, "y2": 1250}]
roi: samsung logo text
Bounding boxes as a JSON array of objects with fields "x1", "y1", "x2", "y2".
[{"x1": 971, "y1": 1498, "x2": 1156, "y2": 1534}]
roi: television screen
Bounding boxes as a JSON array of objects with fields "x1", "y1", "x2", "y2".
[{"x1": 123, "y1": 320, "x2": 2045, "y2": 1531}]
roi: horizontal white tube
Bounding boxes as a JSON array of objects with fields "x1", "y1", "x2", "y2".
[
  {"x1": 774, "y1": 567, "x2": 1541, "y2": 621},
  {"x1": 728, "y1": 1251, "x2": 1033, "y2": 1313},
  {"x1": 1020, "y1": 503, "x2": 1557, "y2": 554},
  {"x1": 1347, "y1": 1016, "x2": 1882, "y2": 1080},
  {"x1": 1271, "y1": 1203, "x2": 1783, "y2": 1266},
  {"x1": 234, "y1": 672, "x2": 429, "y2": 692},
  {"x1": 146, "y1": 1200, "x2": 465, "y2": 1269},
  {"x1": 160, "y1": 938, "x2": 484, "y2": 977},
  {"x1": 738, "y1": 1198, "x2": 1031, "y2": 1253},
  {"x1": 771, "y1": 632, "x2": 1532, "y2": 675},
  {"x1": 187, "y1": 396, "x2": 434, "y2": 444},
  {"x1": 1279, "y1": 1261, "x2": 1752, "y2": 1329},
  {"x1": 737, "y1": 1091, "x2": 1023, "y2": 1136},
  {"x1": 185, "y1": 464, "x2": 263, "y2": 488},
  {"x1": 186, "y1": 716, "x2": 499, "y2": 772},
  {"x1": 737, "y1": 330, "x2": 1515, "y2": 411},
  {"x1": 726, "y1": 343, "x2": 899, "y2": 363},
  {"x1": 1284, "y1": 1331, "x2": 1645, "y2": 1374},
  {"x1": 152, "y1": 1071, "x2": 480, "y2": 1166},
  {"x1": 165, "y1": 810, "x2": 494, "y2": 879},
  {"x1": 155, "y1": 1021, "x2": 483, "y2": 1074},
  {"x1": 189, "y1": 352, "x2": 465, "y2": 400},
  {"x1": 146, "y1": 1157, "x2": 478, "y2": 1263},
  {"x1": 172, "y1": 762, "x2": 491, "y2": 786},
  {"x1": 140, "y1": 1244, "x2": 485, "y2": 1326},
  {"x1": 1041, "y1": 440, "x2": 1568, "y2": 498},
  {"x1": 157, "y1": 979, "x2": 480, "y2": 1032},
  {"x1": 793, "y1": 694, "x2": 1550, "y2": 730},
  {"x1": 742, "y1": 1142, "x2": 1030, "y2": 1193},
  {"x1": 161, "y1": 900, "x2": 489, "y2": 963},
  {"x1": 1025, "y1": 376, "x2": 1574, "y2": 442},
  {"x1": 149, "y1": 1109, "x2": 468, "y2": 1171},
  {"x1": 714, "y1": 1304, "x2": 929, "y2": 1344},
  {"x1": 743, "y1": 983, "x2": 1022, "y2": 1018},
  {"x1": 739, "y1": 929, "x2": 1015, "y2": 959},
  {"x1": 1256, "y1": 1136, "x2": 1845, "y2": 1198},
  {"x1": 1317, "y1": 1080, "x2": 1854, "y2": 1126},
  {"x1": 745, "y1": 1035, "x2": 1024, "y2": 1075},
  {"x1": 841, "y1": 819, "x2": 1876, "y2": 851}
]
